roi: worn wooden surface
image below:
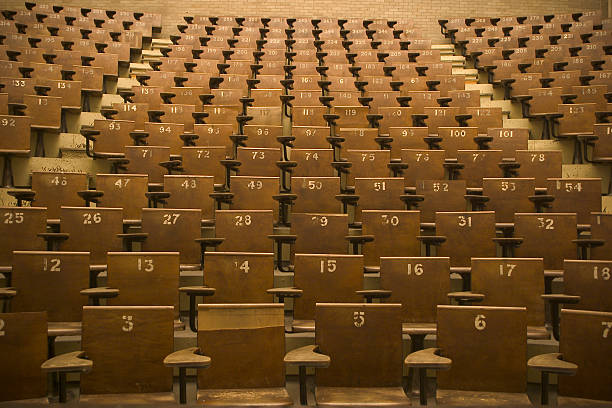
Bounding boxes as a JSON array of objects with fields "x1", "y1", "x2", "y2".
[
  {"x1": 436, "y1": 211, "x2": 496, "y2": 267},
  {"x1": 0, "y1": 207, "x2": 46, "y2": 267},
  {"x1": 0, "y1": 312, "x2": 47, "y2": 402},
  {"x1": 361, "y1": 210, "x2": 421, "y2": 267}
]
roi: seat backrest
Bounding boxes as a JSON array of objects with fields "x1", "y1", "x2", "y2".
[
  {"x1": 163, "y1": 175, "x2": 215, "y2": 219},
  {"x1": 141, "y1": 208, "x2": 202, "y2": 265},
  {"x1": 11, "y1": 251, "x2": 89, "y2": 322},
  {"x1": 361, "y1": 210, "x2": 421, "y2": 266},
  {"x1": 456, "y1": 150, "x2": 504, "y2": 188},
  {"x1": 80, "y1": 306, "x2": 174, "y2": 395},
  {"x1": 315, "y1": 303, "x2": 403, "y2": 387},
  {"x1": 590, "y1": 213, "x2": 612, "y2": 260},
  {"x1": 0, "y1": 207, "x2": 46, "y2": 267},
  {"x1": 293, "y1": 254, "x2": 363, "y2": 321},
  {"x1": 32, "y1": 172, "x2": 88, "y2": 220},
  {"x1": 95, "y1": 174, "x2": 148, "y2": 221},
  {"x1": 59, "y1": 207, "x2": 123, "y2": 265},
  {"x1": 514, "y1": 150, "x2": 562, "y2": 187},
  {"x1": 547, "y1": 178, "x2": 601, "y2": 224},
  {"x1": 437, "y1": 305, "x2": 527, "y2": 393},
  {"x1": 197, "y1": 304, "x2": 285, "y2": 389},
  {"x1": 514, "y1": 213, "x2": 577, "y2": 270},
  {"x1": 471, "y1": 257, "x2": 545, "y2": 327},
  {"x1": 380, "y1": 256, "x2": 450, "y2": 323},
  {"x1": 203, "y1": 252, "x2": 274, "y2": 303},
  {"x1": 436, "y1": 211, "x2": 497, "y2": 266},
  {"x1": 0, "y1": 311, "x2": 47, "y2": 402},
  {"x1": 106, "y1": 252, "x2": 180, "y2": 317},
  {"x1": 563, "y1": 259, "x2": 612, "y2": 312},
  {"x1": 214, "y1": 210, "x2": 274, "y2": 253},
  {"x1": 230, "y1": 176, "x2": 280, "y2": 219},
  {"x1": 482, "y1": 178, "x2": 536, "y2": 223},
  {"x1": 415, "y1": 180, "x2": 467, "y2": 223},
  {"x1": 291, "y1": 213, "x2": 349, "y2": 254},
  {"x1": 401, "y1": 149, "x2": 446, "y2": 187},
  {"x1": 558, "y1": 309, "x2": 612, "y2": 401}
]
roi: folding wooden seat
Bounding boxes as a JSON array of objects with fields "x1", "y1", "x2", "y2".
[
  {"x1": 433, "y1": 127, "x2": 479, "y2": 157},
  {"x1": 344, "y1": 149, "x2": 393, "y2": 186},
  {"x1": 0, "y1": 114, "x2": 30, "y2": 187},
  {"x1": 201, "y1": 105, "x2": 242, "y2": 133},
  {"x1": 351, "y1": 209, "x2": 421, "y2": 273},
  {"x1": 42, "y1": 306, "x2": 175, "y2": 404},
  {"x1": 505, "y1": 72, "x2": 543, "y2": 100},
  {"x1": 121, "y1": 145, "x2": 171, "y2": 184},
  {"x1": 226, "y1": 175, "x2": 282, "y2": 220},
  {"x1": 162, "y1": 175, "x2": 215, "y2": 220},
  {"x1": 56, "y1": 207, "x2": 123, "y2": 267},
  {"x1": 435, "y1": 75, "x2": 466, "y2": 98},
  {"x1": 180, "y1": 252, "x2": 275, "y2": 332},
  {"x1": 83, "y1": 252, "x2": 181, "y2": 325},
  {"x1": 590, "y1": 212, "x2": 612, "y2": 260},
  {"x1": 243, "y1": 123, "x2": 283, "y2": 148},
  {"x1": 123, "y1": 208, "x2": 202, "y2": 267},
  {"x1": 72, "y1": 65, "x2": 104, "y2": 105},
  {"x1": 0, "y1": 207, "x2": 46, "y2": 282},
  {"x1": 542, "y1": 258, "x2": 612, "y2": 340},
  {"x1": 410, "y1": 179, "x2": 467, "y2": 223},
  {"x1": 271, "y1": 254, "x2": 363, "y2": 333},
  {"x1": 336, "y1": 128, "x2": 379, "y2": 151},
  {"x1": 419, "y1": 107, "x2": 461, "y2": 136},
  {"x1": 462, "y1": 106, "x2": 503, "y2": 135},
  {"x1": 167, "y1": 304, "x2": 292, "y2": 406},
  {"x1": 547, "y1": 178, "x2": 601, "y2": 224},
  {"x1": 547, "y1": 70, "x2": 582, "y2": 93},
  {"x1": 572, "y1": 85, "x2": 609, "y2": 111},
  {"x1": 404, "y1": 90, "x2": 440, "y2": 114},
  {"x1": 455, "y1": 150, "x2": 504, "y2": 188},
  {"x1": 142, "y1": 121, "x2": 185, "y2": 155},
  {"x1": 487, "y1": 59, "x2": 530, "y2": 86},
  {"x1": 9, "y1": 171, "x2": 88, "y2": 220},
  {"x1": 209, "y1": 209, "x2": 275, "y2": 254},
  {"x1": 8, "y1": 251, "x2": 89, "y2": 345},
  {"x1": 94, "y1": 174, "x2": 148, "y2": 221},
  {"x1": 124, "y1": 85, "x2": 162, "y2": 110},
  {"x1": 516, "y1": 87, "x2": 564, "y2": 139},
  {"x1": 291, "y1": 176, "x2": 342, "y2": 213},
  {"x1": 81, "y1": 118, "x2": 135, "y2": 158},
  {"x1": 0, "y1": 311, "x2": 48, "y2": 403},
  {"x1": 515, "y1": 150, "x2": 562, "y2": 187},
  {"x1": 377, "y1": 256, "x2": 450, "y2": 348},
  {"x1": 351, "y1": 177, "x2": 407, "y2": 221},
  {"x1": 513, "y1": 213, "x2": 578, "y2": 271},
  {"x1": 286, "y1": 303, "x2": 409, "y2": 407},
  {"x1": 181, "y1": 146, "x2": 227, "y2": 186},
  {"x1": 529, "y1": 309, "x2": 611, "y2": 405},
  {"x1": 388, "y1": 127, "x2": 429, "y2": 159},
  {"x1": 453, "y1": 257, "x2": 549, "y2": 339},
  {"x1": 476, "y1": 178, "x2": 538, "y2": 223},
  {"x1": 401, "y1": 149, "x2": 446, "y2": 187},
  {"x1": 233, "y1": 147, "x2": 281, "y2": 177},
  {"x1": 376, "y1": 106, "x2": 414, "y2": 137},
  {"x1": 406, "y1": 305, "x2": 529, "y2": 406}
]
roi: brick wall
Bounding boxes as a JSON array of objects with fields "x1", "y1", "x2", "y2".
[{"x1": 4, "y1": 0, "x2": 607, "y2": 40}]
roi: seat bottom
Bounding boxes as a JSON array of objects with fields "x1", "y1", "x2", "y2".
[
  {"x1": 436, "y1": 389, "x2": 531, "y2": 406},
  {"x1": 527, "y1": 325, "x2": 549, "y2": 340},
  {"x1": 402, "y1": 322, "x2": 437, "y2": 336},
  {"x1": 0, "y1": 397, "x2": 49, "y2": 405},
  {"x1": 558, "y1": 395, "x2": 612, "y2": 406},
  {"x1": 197, "y1": 387, "x2": 293, "y2": 407},
  {"x1": 316, "y1": 386, "x2": 411, "y2": 407},
  {"x1": 292, "y1": 319, "x2": 315, "y2": 333},
  {"x1": 78, "y1": 392, "x2": 176, "y2": 404},
  {"x1": 48, "y1": 321, "x2": 82, "y2": 337}
]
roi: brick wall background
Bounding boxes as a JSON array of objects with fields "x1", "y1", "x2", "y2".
[{"x1": 5, "y1": 0, "x2": 607, "y2": 39}]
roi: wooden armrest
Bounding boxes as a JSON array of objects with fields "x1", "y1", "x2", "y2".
[
  {"x1": 267, "y1": 287, "x2": 303, "y2": 298},
  {"x1": 405, "y1": 348, "x2": 451, "y2": 369},
  {"x1": 447, "y1": 291, "x2": 485, "y2": 302},
  {"x1": 0, "y1": 287, "x2": 17, "y2": 299},
  {"x1": 179, "y1": 286, "x2": 216, "y2": 296},
  {"x1": 37, "y1": 232, "x2": 70, "y2": 242},
  {"x1": 195, "y1": 237, "x2": 224, "y2": 247},
  {"x1": 164, "y1": 347, "x2": 211, "y2": 369},
  {"x1": 528, "y1": 353, "x2": 577, "y2": 375},
  {"x1": 541, "y1": 294, "x2": 581, "y2": 304},
  {"x1": 336, "y1": 194, "x2": 359, "y2": 204},
  {"x1": 272, "y1": 193, "x2": 297, "y2": 203},
  {"x1": 268, "y1": 234, "x2": 297, "y2": 243},
  {"x1": 356, "y1": 289, "x2": 392, "y2": 299},
  {"x1": 117, "y1": 232, "x2": 148, "y2": 241},
  {"x1": 417, "y1": 235, "x2": 446, "y2": 245},
  {"x1": 345, "y1": 235, "x2": 375, "y2": 243},
  {"x1": 573, "y1": 238, "x2": 605, "y2": 248},
  {"x1": 284, "y1": 345, "x2": 330, "y2": 368},
  {"x1": 80, "y1": 287, "x2": 119, "y2": 298},
  {"x1": 7, "y1": 189, "x2": 35, "y2": 201},
  {"x1": 41, "y1": 351, "x2": 92, "y2": 373}
]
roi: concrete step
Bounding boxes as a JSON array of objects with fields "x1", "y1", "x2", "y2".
[
  {"x1": 116, "y1": 77, "x2": 139, "y2": 92},
  {"x1": 503, "y1": 118, "x2": 530, "y2": 129},
  {"x1": 129, "y1": 62, "x2": 153, "y2": 74},
  {"x1": 151, "y1": 38, "x2": 173, "y2": 49},
  {"x1": 101, "y1": 93, "x2": 125, "y2": 107},
  {"x1": 8, "y1": 156, "x2": 110, "y2": 186},
  {"x1": 452, "y1": 67, "x2": 478, "y2": 82},
  {"x1": 441, "y1": 55, "x2": 465, "y2": 67},
  {"x1": 466, "y1": 83, "x2": 493, "y2": 98}
]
